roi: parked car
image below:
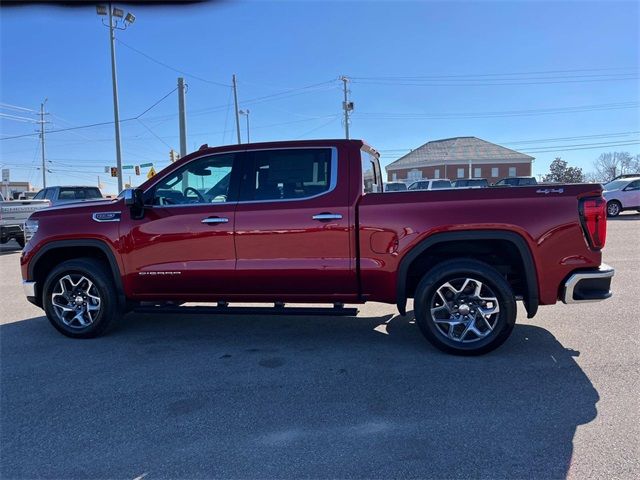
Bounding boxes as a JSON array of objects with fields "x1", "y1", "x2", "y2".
[
  {"x1": 21, "y1": 139, "x2": 613, "y2": 355},
  {"x1": 407, "y1": 179, "x2": 452, "y2": 190},
  {"x1": 0, "y1": 192, "x2": 50, "y2": 248},
  {"x1": 33, "y1": 186, "x2": 104, "y2": 206},
  {"x1": 384, "y1": 182, "x2": 407, "y2": 192},
  {"x1": 602, "y1": 176, "x2": 640, "y2": 217},
  {"x1": 452, "y1": 178, "x2": 489, "y2": 188},
  {"x1": 494, "y1": 176, "x2": 538, "y2": 187}
]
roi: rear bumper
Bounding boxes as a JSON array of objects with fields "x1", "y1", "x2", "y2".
[{"x1": 562, "y1": 263, "x2": 614, "y2": 304}]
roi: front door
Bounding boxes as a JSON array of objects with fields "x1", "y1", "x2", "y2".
[
  {"x1": 123, "y1": 152, "x2": 241, "y2": 298},
  {"x1": 234, "y1": 146, "x2": 356, "y2": 299}
]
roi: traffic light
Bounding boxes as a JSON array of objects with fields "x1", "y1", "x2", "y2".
[
  {"x1": 170, "y1": 149, "x2": 176, "y2": 162},
  {"x1": 135, "y1": 165, "x2": 140, "y2": 175},
  {"x1": 110, "y1": 167, "x2": 118, "y2": 178}
]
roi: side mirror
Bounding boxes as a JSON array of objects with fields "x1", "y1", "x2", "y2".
[
  {"x1": 123, "y1": 188, "x2": 143, "y2": 206},
  {"x1": 123, "y1": 188, "x2": 145, "y2": 219}
]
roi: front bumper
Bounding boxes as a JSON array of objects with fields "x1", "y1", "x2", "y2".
[
  {"x1": 1, "y1": 225, "x2": 23, "y2": 242},
  {"x1": 562, "y1": 263, "x2": 614, "y2": 304}
]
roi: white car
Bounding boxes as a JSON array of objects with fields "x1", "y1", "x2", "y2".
[
  {"x1": 603, "y1": 176, "x2": 640, "y2": 217},
  {"x1": 407, "y1": 179, "x2": 452, "y2": 191}
]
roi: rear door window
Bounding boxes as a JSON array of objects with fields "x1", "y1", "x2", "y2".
[{"x1": 240, "y1": 148, "x2": 333, "y2": 201}]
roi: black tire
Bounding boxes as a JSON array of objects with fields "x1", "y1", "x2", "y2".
[
  {"x1": 414, "y1": 259, "x2": 517, "y2": 355},
  {"x1": 606, "y1": 200, "x2": 621, "y2": 217},
  {"x1": 15, "y1": 235, "x2": 25, "y2": 249},
  {"x1": 42, "y1": 258, "x2": 119, "y2": 338}
]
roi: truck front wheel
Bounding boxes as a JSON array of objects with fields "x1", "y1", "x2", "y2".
[
  {"x1": 42, "y1": 258, "x2": 119, "y2": 338},
  {"x1": 413, "y1": 259, "x2": 516, "y2": 355}
]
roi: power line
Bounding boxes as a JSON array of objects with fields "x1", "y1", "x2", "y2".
[
  {"x1": 0, "y1": 88, "x2": 178, "y2": 141},
  {"x1": 116, "y1": 39, "x2": 231, "y2": 87},
  {"x1": 0, "y1": 102, "x2": 37, "y2": 113},
  {"x1": 355, "y1": 102, "x2": 639, "y2": 120},
  {"x1": 0, "y1": 112, "x2": 38, "y2": 123},
  {"x1": 351, "y1": 66, "x2": 637, "y2": 80}
]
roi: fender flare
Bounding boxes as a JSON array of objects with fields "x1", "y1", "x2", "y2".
[
  {"x1": 396, "y1": 230, "x2": 539, "y2": 318},
  {"x1": 28, "y1": 239, "x2": 126, "y2": 308}
]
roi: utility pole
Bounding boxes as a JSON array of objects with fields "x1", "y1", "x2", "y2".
[
  {"x1": 232, "y1": 74, "x2": 241, "y2": 144},
  {"x1": 341, "y1": 76, "x2": 353, "y2": 139},
  {"x1": 177, "y1": 77, "x2": 188, "y2": 158},
  {"x1": 39, "y1": 100, "x2": 47, "y2": 188}
]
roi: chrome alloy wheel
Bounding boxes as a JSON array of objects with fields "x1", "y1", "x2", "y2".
[
  {"x1": 51, "y1": 274, "x2": 102, "y2": 329},
  {"x1": 607, "y1": 202, "x2": 620, "y2": 216},
  {"x1": 429, "y1": 277, "x2": 500, "y2": 343}
]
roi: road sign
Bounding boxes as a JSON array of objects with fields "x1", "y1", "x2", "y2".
[
  {"x1": 147, "y1": 167, "x2": 156, "y2": 179},
  {"x1": 122, "y1": 165, "x2": 134, "y2": 170},
  {"x1": 140, "y1": 162, "x2": 153, "y2": 168},
  {"x1": 104, "y1": 167, "x2": 110, "y2": 174},
  {"x1": 2, "y1": 169, "x2": 9, "y2": 182}
]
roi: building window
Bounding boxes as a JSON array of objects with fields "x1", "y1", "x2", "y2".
[
  {"x1": 392, "y1": 173, "x2": 397, "y2": 181},
  {"x1": 434, "y1": 169, "x2": 440, "y2": 179},
  {"x1": 508, "y1": 167, "x2": 516, "y2": 177},
  {"x1": 491, "y1": 167, "x2": 499, "y2": 178},
  {"x1": 457, "y1": 168, "x2": 465, "y2": 178},
  {"x1": 474, "y1": 167, "x2": 482, "y2": 178},
  {"x1": 408, "y1": 169, "x2": 422, "y2": 181}
]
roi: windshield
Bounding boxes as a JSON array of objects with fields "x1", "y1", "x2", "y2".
[{"x1": 604, "y1": 179, "x2": 631, "y2": 191}]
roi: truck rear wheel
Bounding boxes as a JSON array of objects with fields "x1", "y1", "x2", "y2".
[
  {"x1": 42, "y1": 258, "x2": 119, "y2": 338},
  {"x1": 413, "y1": 259, "x2": 516, "y2": 355}
]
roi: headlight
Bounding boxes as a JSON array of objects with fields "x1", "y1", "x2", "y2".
[{"x1": 24, "y1": 219, "x2": 39, "y2": 242}]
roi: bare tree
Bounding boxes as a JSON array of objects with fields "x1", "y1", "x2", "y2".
[{"x1": 590, "y1": 152, "x2": 638, "y2": 182}]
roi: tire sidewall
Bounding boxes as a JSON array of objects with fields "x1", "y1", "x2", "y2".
[
  {"x1": 607, "y1": 201, "x2": 621, "y2": 217},
  {"x1": 414, "y1": 260, "x2": 516, "y2": 355},
  {"x1": 42, "y1": 259, "x2": 116, "y2": 338}
]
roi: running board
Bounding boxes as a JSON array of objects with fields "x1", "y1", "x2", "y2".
[{"x1": 133, "y1": 303, "x2": 359, "y2": 317}]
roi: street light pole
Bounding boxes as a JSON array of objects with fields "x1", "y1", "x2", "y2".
[
  {"x1": 107, "y1": 6, "x2": 123, "y2": 193},
  {"x1": 239, "y1": 109, "x2": 250, "y2": 143},
  {"x1": 97, "y1": 4, "x2": 135, "y2": 193}
]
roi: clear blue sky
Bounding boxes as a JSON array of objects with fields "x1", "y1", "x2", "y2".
[{"x1": 1, "y1": 0, "x2": 638, "y2": 194}]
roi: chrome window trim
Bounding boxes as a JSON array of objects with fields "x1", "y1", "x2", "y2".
[{"x1": 147, "y1": 146, "x2": 338, "y2": 209}]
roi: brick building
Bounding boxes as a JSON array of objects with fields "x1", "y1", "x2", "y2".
[{"x1": 385, "y1": 137, "x2": 534, "y2": 183}]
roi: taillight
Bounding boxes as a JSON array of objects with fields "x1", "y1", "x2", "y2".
[{"x1": 579, "y1": 196, "x2": 607, "y2": 250}]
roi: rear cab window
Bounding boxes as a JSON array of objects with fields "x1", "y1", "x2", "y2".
[{"x1": 361, "y1": 148, "x2": 382, "y2": 194}]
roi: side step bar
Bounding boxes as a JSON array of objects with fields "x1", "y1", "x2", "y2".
[{"x1": 133, "y1": 303, "x2": 359, "y2": 317}]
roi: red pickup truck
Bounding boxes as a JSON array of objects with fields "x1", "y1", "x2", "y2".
[{"x1": 20, "y1": 139, "x2": 613, "y2": 355}]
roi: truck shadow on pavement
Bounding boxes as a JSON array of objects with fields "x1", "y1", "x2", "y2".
[{"x1": 1, "y1": 311, "x2": 598, "y2": 479}]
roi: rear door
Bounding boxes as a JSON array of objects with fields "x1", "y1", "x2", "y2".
[{"x1": 234, "y1": 146, "x2": 356, "y2": 298}]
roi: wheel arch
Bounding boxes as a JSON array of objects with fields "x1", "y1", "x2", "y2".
[
  {"x1": 29, "y1": 239, "x2": 125, "y2": 309},
  {"x1": 396, "y1": 230, "x2": 539, "y2": 318}
]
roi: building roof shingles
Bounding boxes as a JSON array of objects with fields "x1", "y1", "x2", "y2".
[{"x1": 386, "y1": 137, "x2": 534, "y2": 171}]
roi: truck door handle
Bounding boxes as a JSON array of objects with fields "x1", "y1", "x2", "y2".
[
  {"x1": 201, "y1": 216, "x2": 229, "y2": 224},
  {"x1": 312, "y1": 213, "x2": 343, "y2": 221}
]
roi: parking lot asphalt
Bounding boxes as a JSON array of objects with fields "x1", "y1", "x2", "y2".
[{"x1": 1, "y1": 213, "x2": 639, "y2": 479}]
